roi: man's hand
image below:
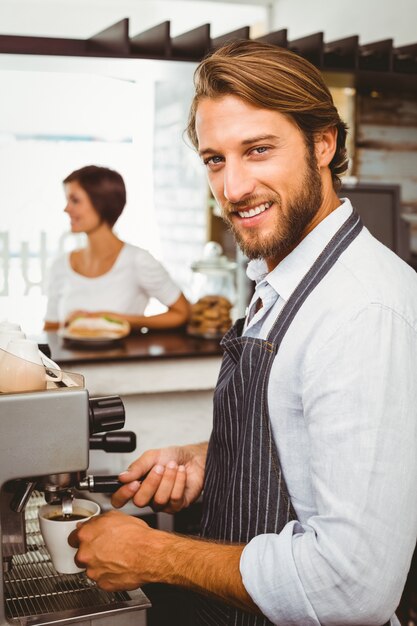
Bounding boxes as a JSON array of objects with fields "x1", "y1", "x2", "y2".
[
  {"x1": 111, "y1": 443, "x2": 208, "y2": 513},
  {"x1": 68, "y1": 510, "x2": 165, "y2": 591},
  {"x1": 68, "y1": 509, "x2": 258, "y2": 615}
]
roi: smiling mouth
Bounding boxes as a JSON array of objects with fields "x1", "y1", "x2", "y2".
[{"x1": 236, "y1": 201, "x2": 273, "y2": 219}]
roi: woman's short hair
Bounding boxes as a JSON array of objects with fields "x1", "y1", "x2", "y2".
[
  {"x1": 187, "y1": 40, "x2": 348, "y2": 189},
  {"x1": 63, "y1": 165, "x2": 126, "y2": 227}
]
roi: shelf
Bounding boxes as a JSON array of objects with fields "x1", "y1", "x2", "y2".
[{"x1": 0, "y1": 20, "x2": 416, "y2": 94}]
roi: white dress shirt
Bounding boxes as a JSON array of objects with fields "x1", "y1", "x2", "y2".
[
  {"x1": 239, "y1": 200, "x2": 417, "y2": 626},
  {"x1": 45, "y1": 243, "x2": 181, "y2": 323}
]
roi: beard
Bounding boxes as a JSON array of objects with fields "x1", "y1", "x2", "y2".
[{"x1": 220, "y1": 147, "x2": 323, "y2": 262}]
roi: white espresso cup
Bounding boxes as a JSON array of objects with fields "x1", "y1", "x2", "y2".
[
  {"x1": 0, "y1": 331, "x2": 62, "y2": 376},
  {"x1": 0, "y1": 339, "x2": 62, "y2": 393},
  {"x1": 0, "y1": 329, "x2": 26, "y2": 349},
  {"x1": 38, "y1": 498, "x2": 100, "y2": 574}
]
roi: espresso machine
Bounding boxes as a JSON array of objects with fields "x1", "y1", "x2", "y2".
[{"x1": 0, "y1": 368, "x2": 150, "y2": 625}]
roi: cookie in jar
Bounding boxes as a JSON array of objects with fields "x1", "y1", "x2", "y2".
[
  {"x1": 188, "y1": 295, "x2": 233, "y2": 338},
  {"x1": 187, "y1": 242, "x2": 237, "y2": 339}
]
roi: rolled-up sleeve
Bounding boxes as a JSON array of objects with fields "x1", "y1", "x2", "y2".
[{"x1": 240, "y1": 304, "x2": 417, "y2": 625}]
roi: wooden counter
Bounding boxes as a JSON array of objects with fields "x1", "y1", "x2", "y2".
[{"x1": 37, "y1": 328, "x2": 223, "y2": 366}]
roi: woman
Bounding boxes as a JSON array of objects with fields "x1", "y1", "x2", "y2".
[{"x1": 44, "y1": 165, "x2": 190, "y2": 331}]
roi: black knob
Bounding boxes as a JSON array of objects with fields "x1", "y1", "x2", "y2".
[
  {"x1": 89, "y1": 396, "x2": 125, "y2": 434},
  {"x1": 89, "y1": 431, "x2": 137, "y2": 453}
]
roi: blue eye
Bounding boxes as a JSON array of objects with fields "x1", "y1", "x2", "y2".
[{"x1": 204, "y1": 156, "x2": 223, "y2": 165}]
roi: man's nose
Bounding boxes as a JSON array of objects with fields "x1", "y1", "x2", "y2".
[{"x1": 223, "y1": 162, "x2": 255, "y2": 204}]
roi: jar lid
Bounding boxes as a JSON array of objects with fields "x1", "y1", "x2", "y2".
[{"x1": 191, "y1": 242, "x2": 237, "y2": 273}]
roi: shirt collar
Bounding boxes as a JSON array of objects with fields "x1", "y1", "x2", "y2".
[{"x1": 246, "y1": 199, "x2": 353, "y2": 302}]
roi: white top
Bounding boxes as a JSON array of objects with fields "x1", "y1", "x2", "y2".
[
  {"x1": 45, "y1": 243, "x2": 181, "y2": 323},
  {"x1": 239, "y1": 200, "x2": 417, "y2": 626}
]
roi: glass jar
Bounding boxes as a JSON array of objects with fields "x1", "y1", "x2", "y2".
[{"x1": 187, "y1": 242, "x2": 237, "y2": 339}]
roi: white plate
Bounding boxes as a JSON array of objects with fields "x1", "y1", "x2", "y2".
[{"x1": 58, "y1": 328, "x2": 129, "y2": 343}]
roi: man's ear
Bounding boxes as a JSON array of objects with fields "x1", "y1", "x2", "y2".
[{"x1": 315, "y1": 126, "x2": 338, "y2": 168}]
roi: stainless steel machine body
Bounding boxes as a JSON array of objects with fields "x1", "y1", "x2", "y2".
[{"x1": 0, "y1": 386, "x2": 150, "y2": 626}]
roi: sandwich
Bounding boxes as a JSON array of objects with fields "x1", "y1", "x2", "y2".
[{"x1": 66, "y1": 315, "x2": 130, "y2": 339}]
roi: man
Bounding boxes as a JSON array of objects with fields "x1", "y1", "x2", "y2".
[{"x1": 69, "y1": 41, "x2": 417, "y2": 625}]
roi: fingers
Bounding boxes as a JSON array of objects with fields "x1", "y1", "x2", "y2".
[
  {"x1": 119, "y1": 451, "x2": 159, "y2": 482},
  {"x1": 111, "y1": 461, "x2": 164, "y2": 509},
  {"x1": 145, "y1": 462, "x2": 187, "y2": 513},
  {"x1": 111, "y1": 462, "x2": 188, "y2": 513},
  {"x1": 166, "y1": 465, "x2": 187, "y2": 512},
  {"x1": 110, "y1": 447, "x2": 190, "y2": 511},
  {"x1": 150, "y1": 461, "x2": 180, "y2": 509},
  {"x1": 132, "y1": 464, "x2": 166, "y2": 508},
  {"x1": 111, "y1": 452, "x2": 157, "y2": 508},
  {"x1": 67, "y1": 527, "x2": 80, "y2": 548},
  {"x1": 67, "y1": 519, "x2": 89, "y2": 548},
  {"x1": 111, "y1": 480, "x2": 141, "y2": 509}
]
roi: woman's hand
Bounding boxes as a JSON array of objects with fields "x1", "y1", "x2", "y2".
[
  {"x1": 65, "y1": 310, "x2": 92, "y2": 325},
  {"x1": 118, "y1": 294, "x2": 190, "y2": 331},
  {"x1": 65, "y1": 294, "x2": 190, "y2": 332},
  {"x1": 111, "y1": 443, "x2": 208, "y2": 514}
]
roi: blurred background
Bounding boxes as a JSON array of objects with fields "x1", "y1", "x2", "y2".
[{"x1": 0, "y1": 0, "x2": 416, "y2": 331}]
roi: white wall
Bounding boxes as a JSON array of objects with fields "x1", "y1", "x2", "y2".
[
  {"x1": 271, "y1": 0, "x2": 416, "y2": 46},
  {"x1": 0, "y1": 0, "x2": 268, "y2": 39}
]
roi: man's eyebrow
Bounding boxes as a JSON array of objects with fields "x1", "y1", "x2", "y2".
[
  {"x1": 198, "y1": 147, "x2": 217, "y2": 157},
  {"x1": 241, "y1": 134, "x2": 280, "y2": 146},
  {"x1": 198, "y1": 134, "x2": 280, "y2": 157}
]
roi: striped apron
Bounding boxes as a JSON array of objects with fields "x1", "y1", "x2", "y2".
[{"x1": 196, "y1": 211, "x2": 364, "y2": 625}]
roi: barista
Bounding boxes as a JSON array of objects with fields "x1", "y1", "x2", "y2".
[{"x1": 44, "y1": 165, "x2": 189, "y2": 331}]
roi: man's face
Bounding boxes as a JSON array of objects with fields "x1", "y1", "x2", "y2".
[{"x1": 195, "y1": 95, "x2": 324, "y2": 269}]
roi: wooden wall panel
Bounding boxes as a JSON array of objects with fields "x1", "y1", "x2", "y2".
[{"x1": 356, "y1": 94, "x2": 417, "y2": 251}]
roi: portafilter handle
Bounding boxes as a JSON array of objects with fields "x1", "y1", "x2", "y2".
[{"x1": 77, "y1": 475, "x2": 123, "y2": 493}]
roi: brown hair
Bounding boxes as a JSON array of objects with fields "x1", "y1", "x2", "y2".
[
  {"x1": 187, "y1": 40, "x2": 348, "y2": 189},
  {"x1": 63, "y1": 165, "x2": 126, "y2": 227}
]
